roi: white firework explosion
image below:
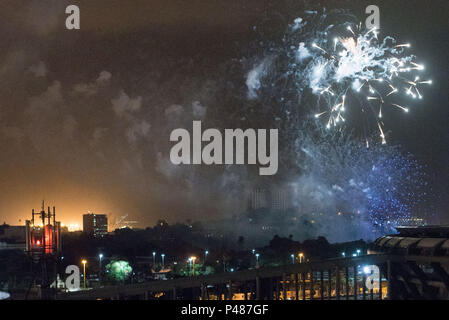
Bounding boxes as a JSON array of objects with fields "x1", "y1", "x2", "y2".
[{"x1": 308, "y1": 23, "x2": 432, "y2": 144}]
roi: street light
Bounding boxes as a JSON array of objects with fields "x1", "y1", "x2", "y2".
[
  {"x1": 98, "y1": 254, "x2": 103, "y2": 284},
  {"x1": 356, "y1": 249, "x2": 361, "y2": 256},
  {"x1": 152, "y1": 251, "x2": 156, "y2": 266},
  {"x1": 255, "y1": 253, "x2": 260, "y2": 266},
  {"x1": 298, "y1": 253, "x2": 304, "y2": 263},
  {"x1": 188, "y1": 257, "x2": 192, "y2": 274},
  {"x1": 205, "y1": 250, "x2": 209, "y2": 262},
  {"x1": 341, "y1": 252, "x2": 346, "y2": 258},
  {"x1": 81, "y1": 259, "x2": 87, "y2": 289},
  {"x1": 190, "y1": 256, "x2": 197, "y2": 276},
  {"x1": 291, "y1": 254, "x2": 295, "y2": 264},
  {"x1": 252, "y1": 249, "x2": 256, "y2": 255},
  {"x1": 161, "y1": 253, "x2": 165, "y2": 269}
]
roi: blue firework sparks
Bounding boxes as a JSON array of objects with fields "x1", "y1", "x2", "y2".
[{"x1": 293, "y1": 130, "x2": 427, "y2": 239}]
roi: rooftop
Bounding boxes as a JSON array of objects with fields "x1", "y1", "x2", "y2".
[{"x1": 395, "y1": 225, "x2": 449, "y2": 238}]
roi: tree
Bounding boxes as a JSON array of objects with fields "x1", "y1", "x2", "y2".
[{"x1": 105, "y1": 260, "x2": 132, "y2": 282}]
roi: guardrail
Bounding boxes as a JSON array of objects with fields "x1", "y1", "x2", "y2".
[{"x1": 58, "y1": 254, "x2": 416, "y2": 300}]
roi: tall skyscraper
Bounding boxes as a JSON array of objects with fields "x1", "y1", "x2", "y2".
[
  {"x1": 272, "y1": 187, "x2": 294, "y2": 211},
  {"x1": 247, "y1": 188, "x2": 269, "y2": 210},
  {"x1": 83, "y1": 213, "x2": 108, "y2": 238},
  {"x1": 247, "y1": 187, "x2": 293, "y2": 211}
]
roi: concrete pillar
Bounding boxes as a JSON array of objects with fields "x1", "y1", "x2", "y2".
[
  {"x1": 295, "y1": 273, "x2": 299, "y2": 300},
  {"x1": 354, "y1": 265, "x2": 358, "y2": 300},
  {"x1": 244, "y1": 282, "x2": 248, "y2": 300},
  {"x1": 387, "y1": 260, "x2": 392, "y2": 300},
  {"x1": 336, "y1": 267, "x2": 340, "y2": 300},
  {"x1": 320, "y1": 271, "x2": 324, "y2": 300},
  {"x1": 275, "y1": 277, "x2": 280, "y2": 300},
  {"x1": 345, "y1": 267, "x2": 349, "y2": 300},
  {"x1": 362, "y1": 273, "x2": 367, "y2": 300},
  {"x1": 302, "y1": 272, "x2": 306, "y2": 300},
  {"x1": 256, "y1": 276, "x2": 260, "y2": 300},
  {"x1": 310, "y1": 271, "x2": 314, "y2": 300},
  {"x1": 201, "y1": 284, "x2": 206, "y2": 300},
  {"x1": 379, "y1": 265, "x2": 383, "y2": 300},
  {"x1": 282, "y1": 274, "x2": 287, "y2": 300}
]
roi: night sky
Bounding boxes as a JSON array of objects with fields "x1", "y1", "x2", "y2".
[{"x1": 0, "y1": 0, "x2": 447, "y2": 227}]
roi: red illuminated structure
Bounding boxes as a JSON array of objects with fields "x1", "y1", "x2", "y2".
[
  {"x1": 25, "y1": 202, "x2": 61, "y2": 259},
  {"x1": 24, "y1": 202, "x2": 62, "y2": 299}
]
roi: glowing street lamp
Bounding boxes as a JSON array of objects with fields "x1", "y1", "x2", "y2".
[
  {"x1": 81, "y1": 259, "x2": 87, "y2": 289},
  {"x1": 188, "y1": 257, "x2": 192, "y2": 274},
  {"x1": 152, "y1": 251, "x2": 156, "y2": 265},
  {"x1": 342, "y1": 252, "x2": 346, "y2": 258},
  {"x1": 190, "y1": 256, "x2": 197, "y2": 276},
  {"x1": 98, "y1": 254, "x2": 103, "y2": 283},
  {"x1": 298, "y1": 253, "x2": 304, "y2": 263},
  {"x1": 252, "y1": 249, "x2": 256, "y2": 255},
  {"x1": 161, "y1": 253, "x2": 165, "y2": 269},
  {"x1": 205, "y1": 250, "x2": 209, "y2": 262},
  {"x1": 356, "y1": 249, "x2": 361, "y2": 256},
  {"x1": 291, "y1": 254, "x2": 295, "y2": 264},
  {"x1": 255, "y1": 253, "x2": 260, "y2": 266}
]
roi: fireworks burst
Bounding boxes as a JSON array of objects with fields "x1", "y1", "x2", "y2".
[
  {"x1": 246, "y1": 11, "x2": 432, "y2": 144},
  {"x1": 292, "y1": 128, "x2": 428, "y2": 240},
  {"x1": 307, "y1": 23, "x2": 432, "y2": 143},
  {"x1": 241, "y1": 9, "x2": 432, "y2": 241}
]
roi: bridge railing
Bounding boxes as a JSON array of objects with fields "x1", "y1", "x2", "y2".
[{"x1": 58, "y1": 254, "x2": 414, "y2": 300}]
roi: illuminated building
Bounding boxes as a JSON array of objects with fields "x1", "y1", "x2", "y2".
[
  {"x1": 83, "y1": 213, "x2": 108, "y2": 238},
  {"x1": 0, "y1": 224, "x2": 26, "y2": 251},
  {"x1": 0, "y1": 224, "x2": 26, "y2": 242},
  {"x1": 271, "y1": 188, "x2": 293, "y2": 211},
  {"x1": 247, "y1": 188, "x2": 268, "y2": 210},
  {"x1": 247, "y1": 187, "x2": 293, "y2": 211}
]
